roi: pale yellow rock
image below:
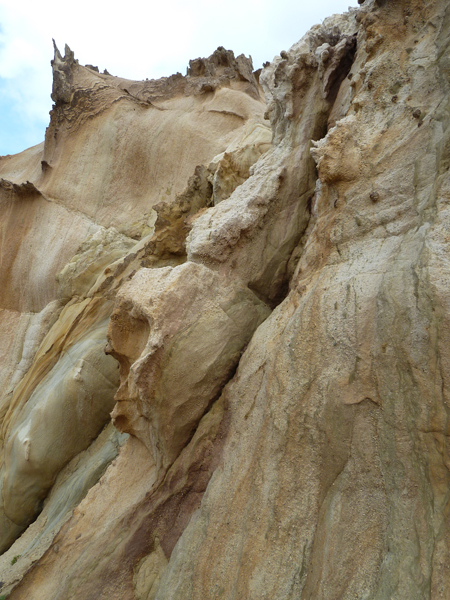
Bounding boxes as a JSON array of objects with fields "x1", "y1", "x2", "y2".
[
  {"x1": 0, "y1": 46, "x2": 266, "y2": 556},
  {"x1": 2, "y1": 2, "x2": 450, "y2": 599},
  {"x1": 7, "y1": 394, "x2": 226, "y2": 600},
  {"x1": 0, "y1": 297, "x2": 119, "y2": 552},
  {"x1": 0, "y1": 183, "x2": 102, "y2": 313},
  {"x1": 0, "y1": 423, "x2": 127, "y2": 595},
  {"x1": 56, "y1": 227, "x2": 136, "y2": 300},
  {"x1": 209, "y1": 118, "x2": 272, "y2": 204},
  {"x1": 108, "y1": 262, "x2": 270, "y2": 473}
]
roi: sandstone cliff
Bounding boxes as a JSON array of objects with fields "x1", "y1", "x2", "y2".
[{"x1": 0, "y1": 0, "x2": 450, "y2": 598}]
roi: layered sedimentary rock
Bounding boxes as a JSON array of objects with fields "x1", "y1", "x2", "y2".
[
  {"x1": 0, "y1": 44, "x2": 267, "y2": 559},
  {"x1": 1, "y1": 0, "x2": 450, "y2": 598}
]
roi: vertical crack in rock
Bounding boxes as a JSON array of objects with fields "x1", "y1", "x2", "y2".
[{"x1": 105, "y1": 18, "x2": 360, "y2": 482}]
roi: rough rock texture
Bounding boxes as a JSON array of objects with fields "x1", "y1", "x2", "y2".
[
  {"x1": 0, "y1": 42, "x2": 266, "y2": 562},
  {"x1": 1, "y1": 0, "x2": 450, "y2": 598},
  {"x1": 108, "y1": 262, "x2": 270, "y2": 474}
]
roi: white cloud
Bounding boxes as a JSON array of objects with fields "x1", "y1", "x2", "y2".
[{"x1": 0, "y1": 0, "x2": 357, "y2": 154}]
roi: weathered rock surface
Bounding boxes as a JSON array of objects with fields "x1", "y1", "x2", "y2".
[
  {"x1": 1, "y1": 0, "x2": 450, "y2": 598},
  {"x1": 0, "y1": 41, "x2": 266, "y2": 562},
  {"x1": 108, "y1": 262, "x2": 270, "y2": 474}
]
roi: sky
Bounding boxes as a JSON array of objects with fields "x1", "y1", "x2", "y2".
[{"x1": 0, "y1": 0, "x2": 358, "y2": 156}]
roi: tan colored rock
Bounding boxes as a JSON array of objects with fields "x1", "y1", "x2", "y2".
[
  {"x1": 133, "y1": 540, "x2": 168, "y2": 600},
  {"x1": 149, "y1": 2, "x2": 450, "y2": 599},
  {"x1": 0, "y1": 423, "x2": 127, "y2": 594},
  {"x1": 0, "y1": 43, "x2": 265, "y2": 310},
  {"x1": 2, "y1": 1, "x2": 450, "y2": 599},
  {"x1": 209, "y1": 118, "x2": 272, "y2": 204},
  {"x1": 140, "y1": 165, "x2": 213, "y2": 266},
  {"x1": 0, "y1": 297, "x2": 118, "y2": 553},
  {"x1": 56, "y1": 227, "x2": 136, "y2": 300},
  {"x1": 0, "y1": 181, "x2": 101, "y2": 313},
  {"x1": 0, "y1": 43, "x2": 266, "y2": 557},
  {"x1": 32, "y1": 44, "x2": 265, "y2": 230},
  {"x1": 107, "y1": 262, "x2": 270, "y2": 473},
  {"x1": 310, "y1": 115, "x2": 362, "y2": 183},
  {"x1": 7, "y1": 394, "x2": 227, "y2": 600}
]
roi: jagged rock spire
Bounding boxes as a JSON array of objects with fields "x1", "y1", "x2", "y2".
[{"x1": 50, "y1": 39, "x2": 77, "y2": 105}]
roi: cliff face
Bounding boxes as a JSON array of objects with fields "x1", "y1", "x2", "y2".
[{"x1": 1, "y1": 0, "x2": 450, "y2": 598}]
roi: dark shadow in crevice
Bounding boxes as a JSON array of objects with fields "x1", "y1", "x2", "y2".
[{"x1": 326, "y1": 35, "x2": 358, "y2": 105}]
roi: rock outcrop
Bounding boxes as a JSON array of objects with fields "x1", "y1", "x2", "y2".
[
  {"x1": 1, "y1": 0, "x2": 450, "y2": 598},
  {"x1": 0, "y1": 42, "x2": 267, "y2": 558}
]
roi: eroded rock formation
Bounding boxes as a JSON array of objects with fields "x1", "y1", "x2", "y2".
[
  {"x1": 0, "y1": 41, "x2": 267, "y2": 559},
  {"x1": 1, "y1": 0, "x2": 450, "y2": 598}
]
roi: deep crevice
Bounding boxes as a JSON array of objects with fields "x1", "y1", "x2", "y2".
[{"x1": 326, "y1": 35, "x2": 358, "y2": 105}]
